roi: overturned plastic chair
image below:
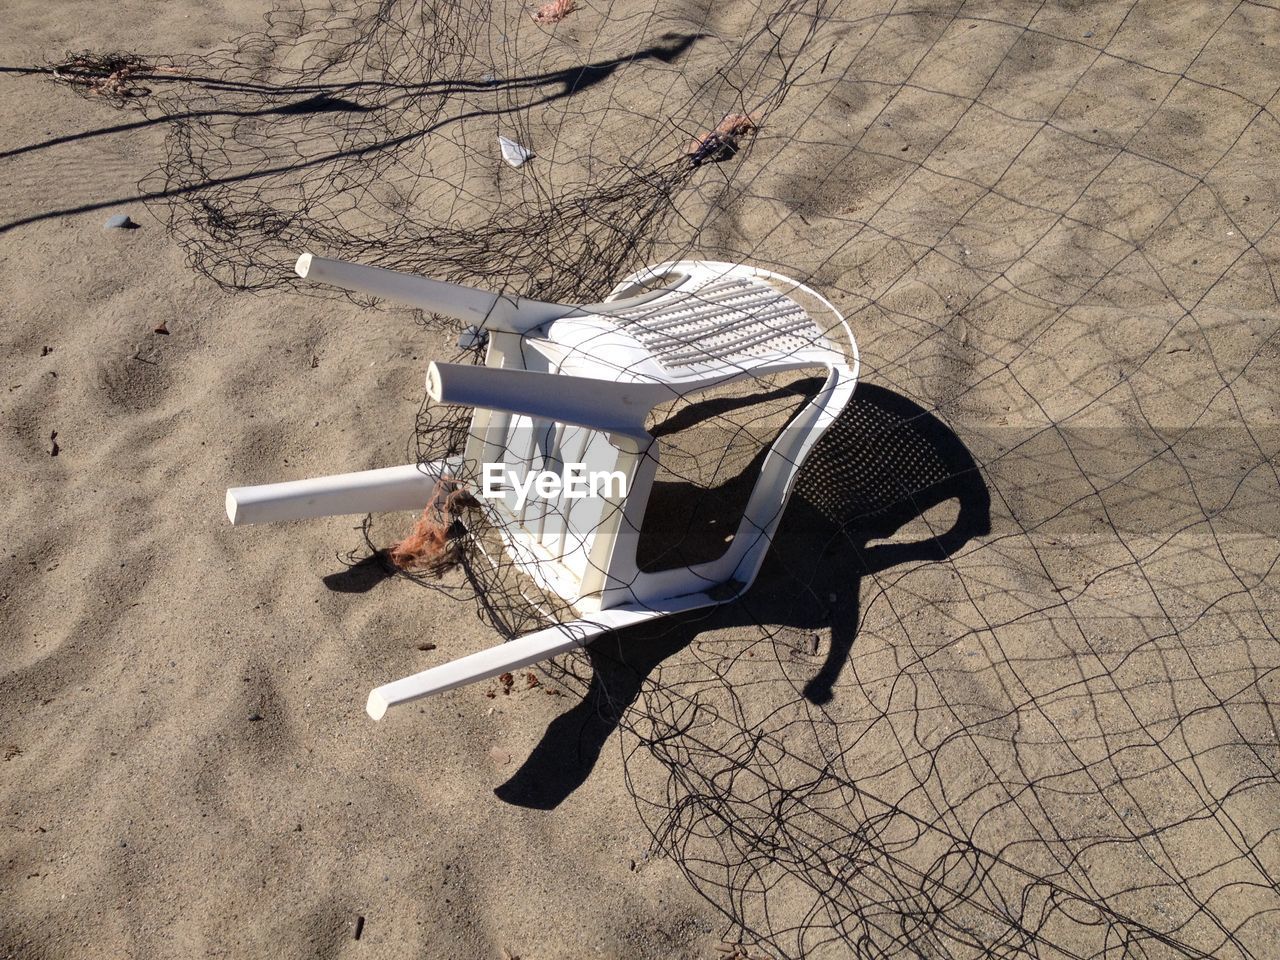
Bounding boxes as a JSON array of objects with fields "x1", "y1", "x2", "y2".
[{"x1": 226, "y1": 252, "x2": 859, "y2": 719}]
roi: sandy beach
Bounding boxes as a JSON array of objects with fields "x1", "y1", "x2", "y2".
[{"x1": 3, "y1": 1, "x2": 1279, "y2": 957}]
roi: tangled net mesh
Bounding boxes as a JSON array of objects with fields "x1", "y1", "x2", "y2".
[{"x1": 47, "y1": 0, "x2": 1280, "y2": 956}]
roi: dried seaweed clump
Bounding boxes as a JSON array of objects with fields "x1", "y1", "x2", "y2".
[
  {"x1": 49, "y1": 51, "x2": 181, "y2": 101},
  {"x1": 684, "y1": 113, "x2": 760, "y2": 166},
  {"x1": 388, "y1": 478, "x2": 480, "y2": 577},
  {"x1": 531, "y1": 0, "x2": 577, "y2": 25}
]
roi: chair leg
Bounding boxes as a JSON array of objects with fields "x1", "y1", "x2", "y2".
[
  {"x1": 365, "y1": 606, "x2": 674, "y2": 719},
  {"x1": 226, "y1": 459, "x2": 460, "y2": 525}
]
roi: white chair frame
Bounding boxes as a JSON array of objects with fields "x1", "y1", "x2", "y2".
[{"x1": 226, "y1": 253, "x2": 858, "y2": 719}]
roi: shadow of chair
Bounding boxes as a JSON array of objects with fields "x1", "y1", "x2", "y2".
[{"x1": 495, "y1": 383, "x2": 991, "y2": 808}]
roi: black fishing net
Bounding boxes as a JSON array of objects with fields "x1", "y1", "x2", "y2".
[{"x1": 37, "y1": 1, "x2": 1280, "y2": 956}]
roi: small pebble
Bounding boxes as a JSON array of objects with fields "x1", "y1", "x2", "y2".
[
  {"x1": 248, "y1": 712, "x2": 263, "y2": 722},
  {"x1": 104, "y1": 214, "x2": 138, "y2": 230}
]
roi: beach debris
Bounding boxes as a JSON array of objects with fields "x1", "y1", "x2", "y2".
[
  {"x1": 353, "y1": 916, "x2": 365, "y2": 940},
  {"x1": 716, "y1": 944, "x2": 774, "y2": 960},
  {"x1": 685, "y1": 112, "x2": 760, "y2": 167},
  {"x1": 153, "y1": 320, "x2": 170, "y2": 335},
  {"x1": 48, "y1": 431, "x2": 59, "y2": 457},
  {"x1": 248, "y1": 712, "x2": 263, "y2": 722},
  {"x1": 235, "y1": 254, "x2": 857, "y2": 720},
  {"x1": 51, "y1": 52, "x2": 182, "y2": 101},
  {"x1": 416, "y1": 642, "x2": 437, "y2": 652},
  {"x1": 104, "y1": 214, "x2": 138, "y2": 230},
  {"x1": 388, "y1": 477, "x2": 479, "y2": 575},
  {"x1": 41, "y1": 345, "x2": 53, "y2": 356},
  {"x1": 531, "y1": 0, "x2": 576, "y2": 24},
  {"x1": 525, "y1": 672, "x2": 540, "y2": 689},
  {"x1": 2, "y1": 745, "x2": 20, "y2": 761},
  {"x1": 499, "y1": 672, "x2": 515, "y2": 695},
  {"x1": 498, "y1": 135, "x2": 533, "y2": 168},
  {"x1": 488, "y1": 746, "x2": 512, "y2": 766}
]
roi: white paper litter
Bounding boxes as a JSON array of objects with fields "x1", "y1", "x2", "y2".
[{"x1": 498, "y1": 135, "x2": 533, "y2": 168}]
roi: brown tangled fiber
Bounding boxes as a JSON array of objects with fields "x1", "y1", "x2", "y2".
[
  {"x1": 49, "y1": 52, "x2": 182, "y2": 101},
  {"x1": 684, "y1": 112, "x2": 761, "y2": 165},
  {"x1": 531, "y1": 0, "x2": 577, "y2": 25},
  {"x1": 388, "y1": 478, "x2": 480, "y2": 577}
]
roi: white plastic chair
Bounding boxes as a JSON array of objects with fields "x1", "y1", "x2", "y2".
[{"x1": 226, "y1": 253, "x2": 859, "y2": 719}]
